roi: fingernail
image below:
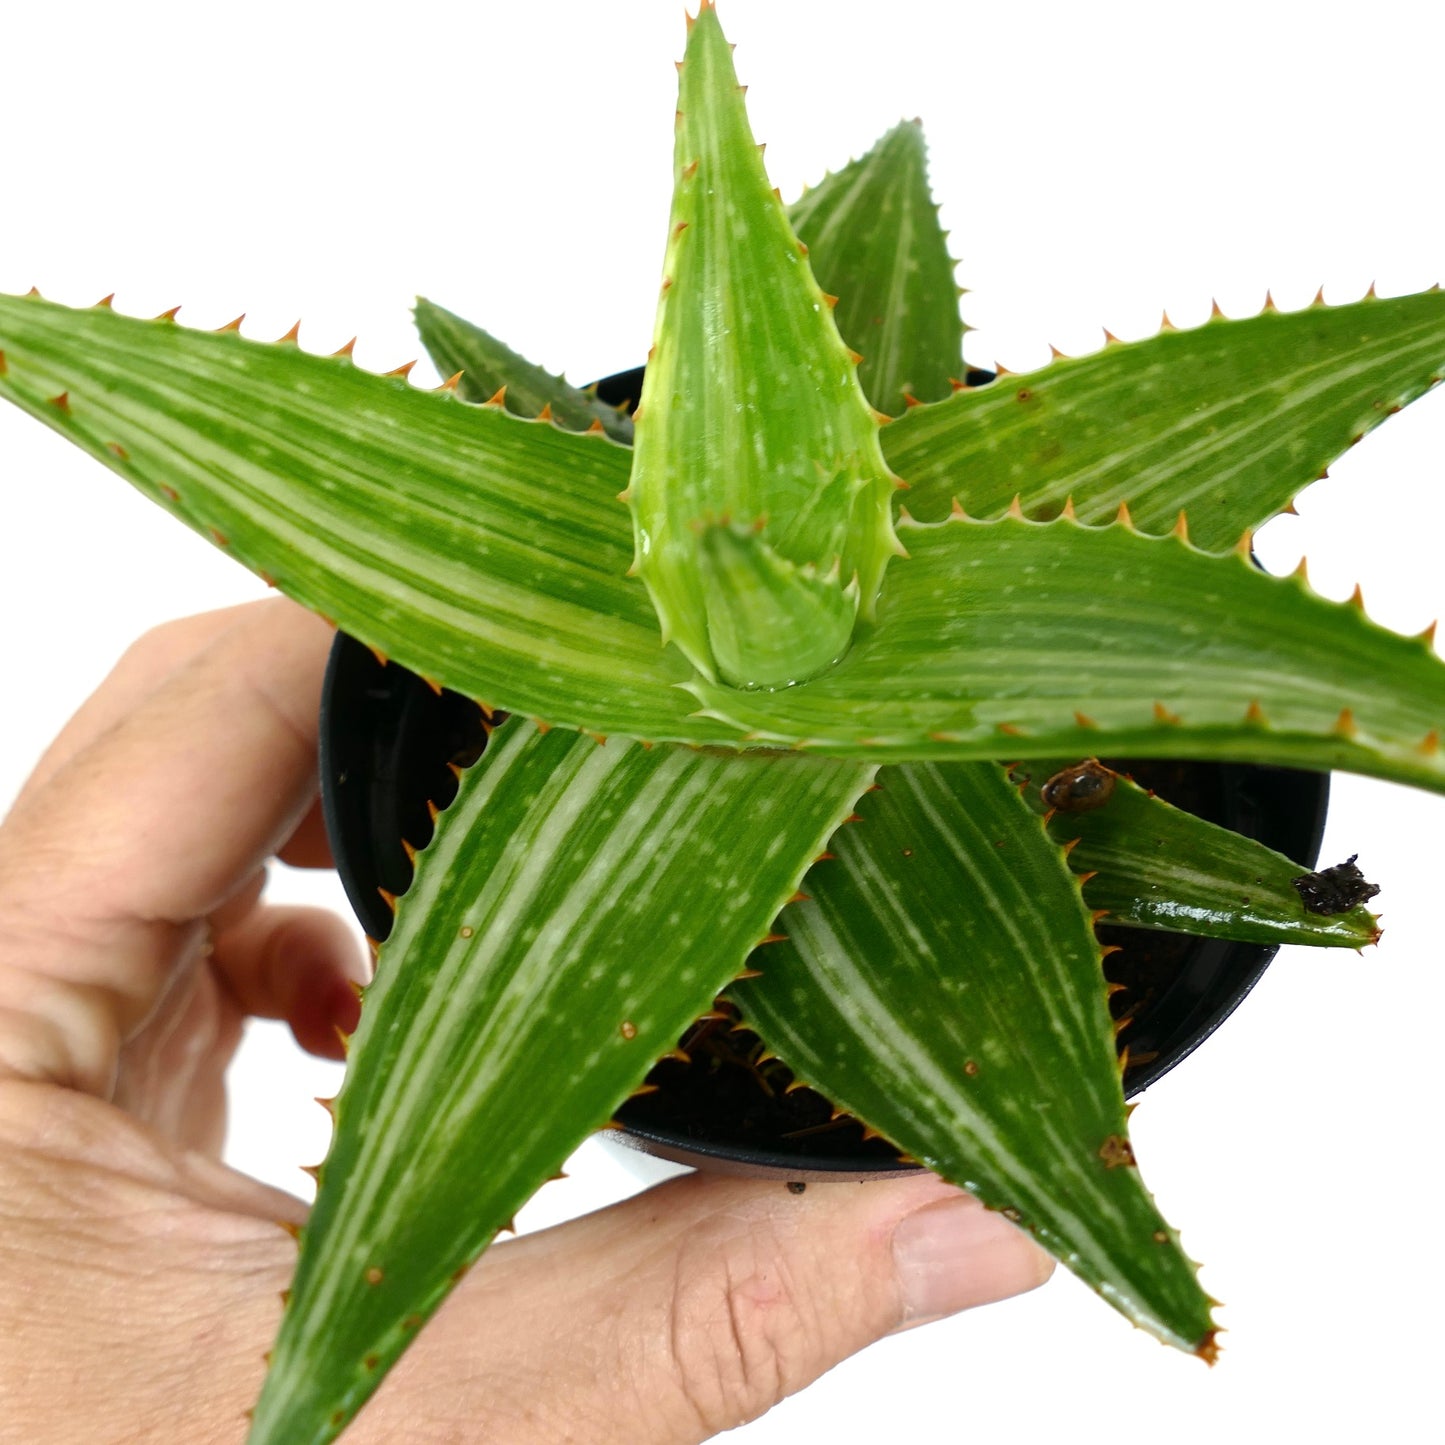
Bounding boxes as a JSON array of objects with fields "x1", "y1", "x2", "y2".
[{"x1": 891, "y1": 1196, "x2": 1052, "y2": 1331}]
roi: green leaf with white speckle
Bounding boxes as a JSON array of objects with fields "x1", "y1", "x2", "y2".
[
  {"x1": 881, "y1": 289, "x2": 1445, "y2": 548},
  {"x1": 686, "y1": 511, "x2": 1445, "y2": 791},
  {"x1": 0, "y1": 289, "x2": 715, "y2": 741},
  {"x1": 247, "y1": 719, "x2": 873, "y2": 1445},
  {"x1": 732, "y1": 759, "x2": 1217, "y2": 1356},
  {"x1": 627, "y1": 6, "x2": 903, "y2": 687},
  {"x1": 788, "y1": 120, "x2": 965, "y2": 415},
  {"x1": 413, "y1": 296, "x2": 635, "y2": 441}
]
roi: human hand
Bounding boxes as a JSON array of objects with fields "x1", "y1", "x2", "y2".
[{"x1": 0, "y1": 599, "x2": 1053, "y2": 1444}]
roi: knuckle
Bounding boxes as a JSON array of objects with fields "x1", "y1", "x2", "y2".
[
  {"x1": 119, "y1": 615, "x2": 196, "y2": 672},
  {"x1": 662, "y1": 1229, "x2": 818, "y2": 1436}
]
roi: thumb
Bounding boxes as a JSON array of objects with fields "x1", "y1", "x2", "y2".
[{"x1": 366, "y1": 1168, "x2": 1053, "y2": 1444}]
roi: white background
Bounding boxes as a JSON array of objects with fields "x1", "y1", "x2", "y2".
[{"x1": 2, "y1": 1, "x2": 1443, "y2": 1441}]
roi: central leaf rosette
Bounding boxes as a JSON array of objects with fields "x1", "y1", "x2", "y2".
[{"x1": 626, "y1": 6, "x2": 904, "y2": 689}]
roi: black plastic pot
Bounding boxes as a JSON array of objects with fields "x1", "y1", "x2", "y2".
[{"x1": 318, "y1": 365, "x2": 1331, "y2": 1180}]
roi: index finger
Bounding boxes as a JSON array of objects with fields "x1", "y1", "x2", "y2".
[{"x1": 0, "y1": 598, "x2": 335, "y2": 1095}]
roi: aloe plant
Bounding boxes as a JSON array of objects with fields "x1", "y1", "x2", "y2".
[{"x1": 2, "y1": 5, "x2": 1442, "y2": 1440}]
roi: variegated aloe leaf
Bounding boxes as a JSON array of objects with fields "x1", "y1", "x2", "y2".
[
  {"x1": 248, "y1": 718, "x2": 873, "y2": 1445},
  {"x1": 881, "y1": 288, "x2": 1445, "y2": 548},
  {"x1": 730, "y1": 760, "x2": 1217, "y2": 1356},
  {"x1": 413, "y1": 295, "x2": 635, "y2": 441},
  {"x1": 627, "y1": 5, "x2": 903, "y2": 688},
  {"x1": 414, "y1": 116, "x2": 965, "y2": 441},
  {"x1": 1006, "y1": 758, "x2": 1378, "y2": 948},
  {"x1": 687, "y1": 511, "x2": 1445, "y2": 789},
  {"x1": 0, "y1": 290, "x2": 721, "y2": 743},
  {"x1": 787, "y1": 120, "x2": 964, "y2": 415}
]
